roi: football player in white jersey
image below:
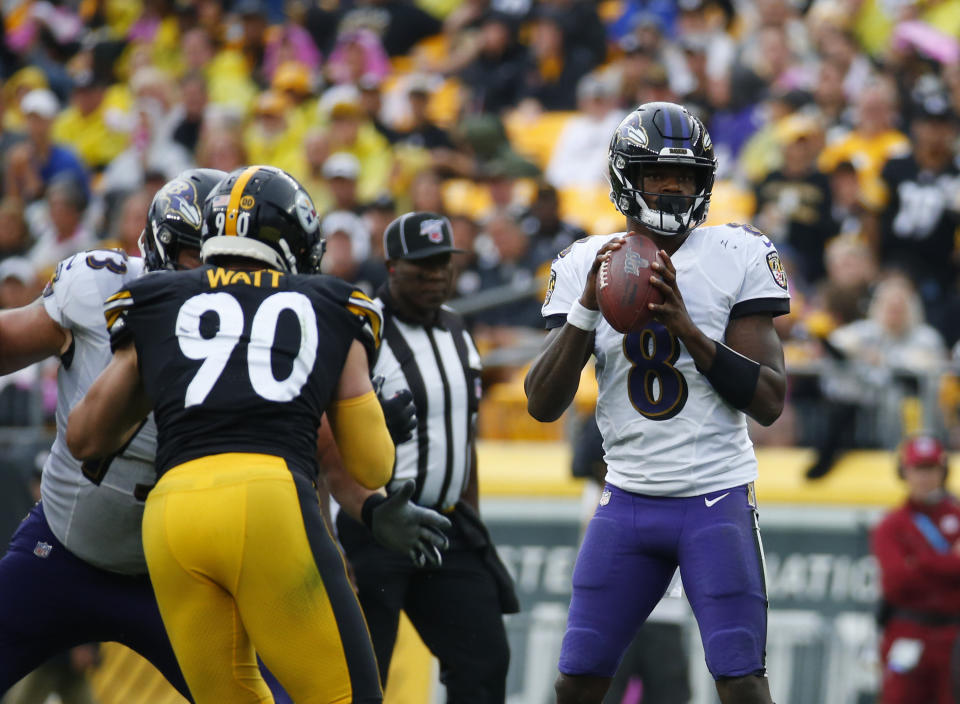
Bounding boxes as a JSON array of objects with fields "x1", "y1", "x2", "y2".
[
  {"x1": 525, "y1": 102, "x2": 790, "y2": 704},
  {"x1": 0, "y1": 169, "x2": 225, "y2": 697}
]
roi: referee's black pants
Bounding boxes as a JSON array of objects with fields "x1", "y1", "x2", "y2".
[{"x1": 337, "y1": 509, "x2": 510, "y2": 703}]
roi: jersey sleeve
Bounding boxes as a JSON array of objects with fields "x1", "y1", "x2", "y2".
[
  {"x1": 731, "y1": 227, "x2": 791, "y2": 319},
  {"x1": 541, "y1": 236, "x2": 599, "y2": 329},
  {"x1": 314, "y1": 276, "x2": 384, "y2": 368},
  {"x1": 42, "y1": 250, "x2": 141, "y2": 331}
]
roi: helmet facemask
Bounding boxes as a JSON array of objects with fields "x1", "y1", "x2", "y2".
[{"x1": 610, "y1": 156, "x2": 714, "y2": 237}]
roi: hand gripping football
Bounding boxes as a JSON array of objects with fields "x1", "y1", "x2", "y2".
[{"x1": 596, "y1": 233, "x2": 663, "y2": 334}]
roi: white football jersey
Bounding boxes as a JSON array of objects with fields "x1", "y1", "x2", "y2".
[
  {"x1": 41, "y1": 250, "x2": 157, "y2": 575},
  {"x1": 543, "y1": 224, "x2": 790, "y2": 497}
]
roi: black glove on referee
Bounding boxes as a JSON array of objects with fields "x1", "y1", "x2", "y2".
[
  {"x1": 372, "y1": 375, "x2": 417, "y2": 444},
  {"x1": 363, "y1": 480, "x2": 451, "y2": 568}
]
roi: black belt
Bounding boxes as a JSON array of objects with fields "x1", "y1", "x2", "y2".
[{"x1": 890, "y1": 608, "x2": 960, "y2": 626}]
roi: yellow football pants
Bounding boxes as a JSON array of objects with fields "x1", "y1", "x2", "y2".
[{"x1": 142, "y1": 453, "x2": 382, "y2": 704}]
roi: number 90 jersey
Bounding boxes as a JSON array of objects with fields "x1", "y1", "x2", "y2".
[
  {"x1": 105, "y1": 265, "x2": 382, "y2": 481},
  {"x1": 543, "y1": 224, "x2": 790, "y2": 497}
]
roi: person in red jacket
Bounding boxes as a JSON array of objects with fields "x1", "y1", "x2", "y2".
[{"x1": 871, "y1": 434, "x2": 960, "y2": 704}]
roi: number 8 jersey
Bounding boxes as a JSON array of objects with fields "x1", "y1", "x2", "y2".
[
  {"x1": 105, "y1": 265, "x2": 382, "y2": 481},
  {"x1": 543, "y1": 224, "x2": 790, "y2": 497}
]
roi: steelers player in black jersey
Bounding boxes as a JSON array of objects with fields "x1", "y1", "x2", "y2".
[{"x1": 67, "y1": 165, "x2": 391, "y2": 704}]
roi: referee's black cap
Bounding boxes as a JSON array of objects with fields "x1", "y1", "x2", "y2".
[{"x1": 384, "y1": 212, "x2": 464, "y2": 260}]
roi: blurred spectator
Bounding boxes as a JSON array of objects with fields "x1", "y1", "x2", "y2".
[
  {"x1": 0, "y1": 198, "x2": 33, "y2": 262},
  {"x1": 261, "y1": 20, "x2": 322, "y2": 83},
  {"x1": 828, "y1": 160, "x2": 873, "y2": 241},
  {"x1": 0, "y1": 257, "x2": 42, "y2": 310},
  {"x1": 813, "y1": 235, "x2": 878, "y2": 329},
  {"x1": 517, "y1": 6, "x2": 595, "y2": 112},
  {"x1": 99, "y1": 68, "x2": 193, "y2": 201},
  {"x1": 754, "y1": 114, "x2": 835, "y2": 285},
  {"x1": 807, "y1": 275, "x2": 947, "y2": 479},
  {"x1": 50, "y1": 71, "x2": 128, "y2": 173},
  {"x1": 545, "y1": 74, "x2": 625, "y2": 189},
  {"x1": 270, "y1": 61, "x2": 318, "y2": 139},
  {"x1": 325, "y1": 28, "x2": 391, "y2": 86},
  {"x1": 25, "y1": 175, "x2": 95, "y2": 274},
  {"x1": 871, "y1": 434, "x2": 960, "y2": 704},
  {"x1": 233, "y1": 0, "x2": 271, "y2": 89},
  {"x1": 318, "y1": 84, "x2": 393, "y2": 202},
  {"x1": 519, "y1": 183, "x2": 583, "y2": 258},
  {"x1": 180, "y1": 26, "x2": 257, "y2": 114},
  {"x1": 409, "y1": 168, "x2": 447, "y2": 215},
  {"x1": 459, "y1": 11, "x2": 528, "y2": 114},
  {"x1": 812, "y1": 59, "x2": 854, "y2": 139},
  {"x1": 244, "y1": 90, "x2": 305, "y2": 180},
  {"x1": 357, "y1": 73, "x2": 400, "y2": 144},
  {"x1": 877, "y1": 98, "x2": 960, "y2": 312},
  {"x1": 5, "y1": 89, "x2": 89, "y2": 204},
  {"x1": 0, "y1": 93, "x2": 26, "y2": 181},
  {"x1": 103, "y1": 189, "x2": 153, "y2": 256},
  {"x1": 336, "y1": 0, "x2": 443, "y2": 57},
  {"x1": 818, "y1": 77, "x2": 911, "y2": 211},
  {"x1": 394, "y1": 74, "x2": 453, "y2": 150},
  {"x1": 471, "y1": 210, "x2": 547, "y2": 330},
  {"x1": 321, "y1": 209, "x2": 371, "y2": 264},
  {"x1": 195, "y1": 124, "x2": 247, "y2": 173},
  {"x1": 450, "y1": 212, "x2": 482, "y2": 298},
  {"x1": 362, "y1": 193, "x2": 397, "y2": 248},
  {"x1": 538, "y1": 0, "x2": 607, "y2": 68},
  {"x1": 170, "y1": 72, "x2": 209, "y2": 154},
  {"x1": 322, "y1": 152, "x2": 363, "y2": 215}
]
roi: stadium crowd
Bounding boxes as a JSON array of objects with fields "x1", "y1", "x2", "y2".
[{"x1": 0, "y1": 2, "x2": 958, "y2": 456}]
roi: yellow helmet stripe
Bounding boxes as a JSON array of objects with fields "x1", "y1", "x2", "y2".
[{"x1": 224, "y1": 166, "x2": 260, "y2": 236}]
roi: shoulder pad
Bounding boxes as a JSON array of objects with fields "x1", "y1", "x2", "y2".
[
  {"x1": 104, "y1": 288, "x2": 135, "y2": 352},
  {"x1": 344, "y1": 289, "x2": 383, "y2": 367}
]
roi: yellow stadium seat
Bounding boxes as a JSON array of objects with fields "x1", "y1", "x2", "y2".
[
  {"x1": 558, "y1": 186, "x2": 621, "y2": 235},
  {"x1": 504, "y1": 110, "x2": 577, "y2": 170},
  {"x1": 703, "y1": 179, "x2": 756, "y2": 226}
]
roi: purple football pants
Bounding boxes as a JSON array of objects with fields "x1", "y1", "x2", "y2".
[
  {"x1": 559, "y1": 483, "x2": 768, "y2": 680},
  {"x1": 0, "y1": 502, "x2": 292, "y2": 702}
]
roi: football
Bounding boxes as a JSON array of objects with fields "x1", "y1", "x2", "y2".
[{"x1": 595, "y1": 233, "x2": 663, "y2": 334}]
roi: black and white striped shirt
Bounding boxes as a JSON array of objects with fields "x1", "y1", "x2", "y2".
[{"x1": 373, "y1": 291, "x2": 482, "y2": 511}]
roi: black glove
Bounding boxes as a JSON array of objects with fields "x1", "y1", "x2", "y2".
[
  {"x1": 372, "y1": 375, "x2": 417, "y2": 444},
  {"x1": 362, "y1": 480, "x2": 451, "y2": 568}
]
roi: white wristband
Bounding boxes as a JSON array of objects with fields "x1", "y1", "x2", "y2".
[{"x1": 566, "y1": 300, "x2": 601, "y2": 331}]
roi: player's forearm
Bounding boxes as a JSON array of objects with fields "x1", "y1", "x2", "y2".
[
  {"x1": 0, "y1": 303, "x2": 68, "y2": 375},
  {"x1": 67, "y1": 346, "x2": 151, "y2": 460},
  {"x1": 524, "y1": 326, "x2": 592, "y2": 422}
]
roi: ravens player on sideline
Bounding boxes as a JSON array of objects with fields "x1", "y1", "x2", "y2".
[
  {"x1": 525, "y1": 102, "x2": 790, "y2": 704},
  {"x1": 0, "y1": 168, "x2": 444, "y2": 699},
  {"x1": 67, "y1": 165, "x2": 397, "y2": 703}
]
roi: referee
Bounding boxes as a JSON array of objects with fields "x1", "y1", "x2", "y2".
[{"x1": 336, "y1": 211, "x2": 518, "y2": 702}]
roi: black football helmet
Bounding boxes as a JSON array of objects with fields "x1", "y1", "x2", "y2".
[
  {"x1": 140, "y1": 168, "x2": 227, "y2": 271},
  {"x1": 201, "y1": 165, "x2": 323, "y2": 274},
  {"x1": 608, "y1": 102, "x2": 716, "y2": 237}
]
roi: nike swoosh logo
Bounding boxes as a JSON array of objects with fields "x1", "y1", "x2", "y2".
[{"x1": 704, "y1": 492, "x2": 730, "y2": 508}]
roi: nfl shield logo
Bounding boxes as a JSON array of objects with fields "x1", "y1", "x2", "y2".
[
  {"x1": 599, "y1": 489, "x2": 612, "y2": 506},
  {"x1": 420, "y1": 219, "x2": 446, "y2": 243},
  {"x1": 33, "y1": 541, "x2": 52, "y2": 558}
]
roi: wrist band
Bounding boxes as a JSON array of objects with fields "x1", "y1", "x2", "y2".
[
  {"x1": 566, "y1": 300, "x2": 601, "y2": 331},
  {"x1": 697, "y1": 342, "x2": 760, "y2": 410},
  {"x1": 361, "y1": 493, "x2": 387, "y2": 530}
]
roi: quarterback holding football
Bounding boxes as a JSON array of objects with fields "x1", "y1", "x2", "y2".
[{"x1": 525, "y1": 101, "x2": 790, "y2": 704}]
